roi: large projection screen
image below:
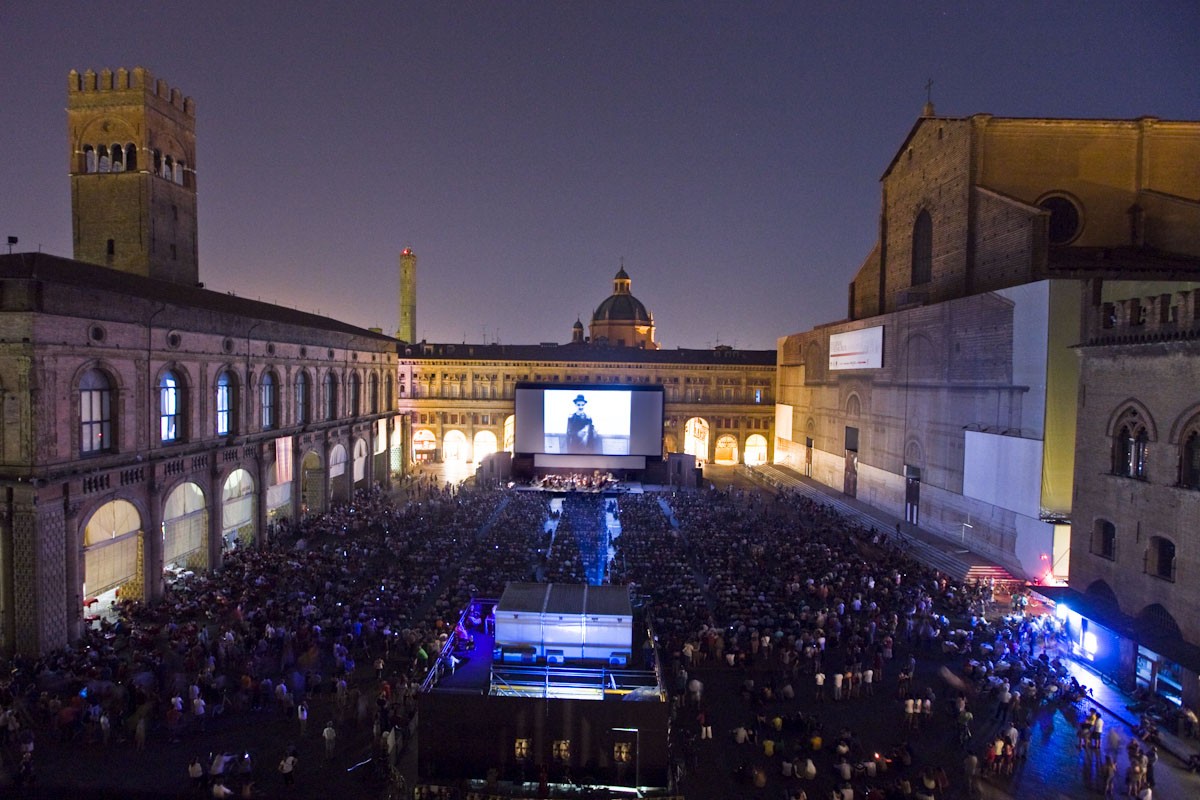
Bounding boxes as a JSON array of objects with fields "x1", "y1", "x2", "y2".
[{"x1": 514, "y1": 384, "x2": 664, "y2": 467}]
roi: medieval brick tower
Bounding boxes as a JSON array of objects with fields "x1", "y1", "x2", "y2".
[
  {"x1": 68, "y1": 67, "x2": 199, "y2": 285},
  {"x1": 398, "y1": 247, "x2": 417, "y2": 343}
]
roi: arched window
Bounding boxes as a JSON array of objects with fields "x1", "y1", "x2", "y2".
[
  {"x1": 1091, "y1": 519, "x2": 1116, "y2": 560},
  {"x1": 80, "y1": 368, "x2": 113, "y2": 454},
  {"x1": 260, "y1": 372, "x2": 278, "y2": 431},
  {"x1": 369, "y1": 373, "x2": 380, "y2": 414},
  {"x1": 160, "y1": 370, "x2": 183, "y2": 443},
  {"x1": 324, "y1": 372, "x2": 339, "y2": 421},
  {"x1": 83, "y1": 145, "x2": 96, "y2": 173},
  {"x1": 215, "y1": 370, "x2": 236, "y2": 436},
  {"x1": 349, "y1": 373, "x2": 362, "y2": 417},
  {"x1": 911, "y1": 209, "x2": 932, "y2": 286},
  {"x1": 98, "y1": 144, "x2": 111, "y2": 172},
  {"x1": 1112, "y1": 408, "x2": 1149, "y2": 480},
  {"x1": 163, "y1": 155, "x2": 174, "y2": 180},
  {"x1": 125, "y1": 143, "x2": 137, "y2": 171},
  {"x1": 152, "y1": 149, "x2": 162, "y2": 175},
  {"x1": 110, "y1": 143, "x2": 124, "y2": 172},
  {"x1": 1146, "y1": 536, "x2": 1176, "y2": 582},
  {"x1": 1179, "y1": 427, "x2": 1200, "y2": 489},
  {"x1": 295, "y1": 371, "x2": 310, "y2": 424}
]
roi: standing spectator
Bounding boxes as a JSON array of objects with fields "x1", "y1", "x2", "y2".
[
  {"x1": 193, "y1": 695, "x2": 207, "y2": 733},
  {"x1": 188, "y1": 756, "x2": 205, "y2": 791},
  {"x1": 278, "y1": 748, "x2": 298, "y2": 786},
  {"x1": 322, "y1": 721, "x2": 337, "y2": 761},
  {"x1": 297, "y1": 701, "x2": 309, "y2": 737}
]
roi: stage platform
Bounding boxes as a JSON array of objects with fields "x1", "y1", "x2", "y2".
[{"x1": 418, "y1": 595, "x2": 670, "y2": 790}]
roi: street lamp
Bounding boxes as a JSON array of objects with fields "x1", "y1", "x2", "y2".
[{"x1": 612, "y1": 726, "x2": 640, "y2": 795}]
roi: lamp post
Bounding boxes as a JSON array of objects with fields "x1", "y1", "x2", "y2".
[{"x1": 612, "y1": 726, "x2": 640, "y2": 795}]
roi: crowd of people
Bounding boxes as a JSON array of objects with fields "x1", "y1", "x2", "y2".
[{"x1": 0, "y1": 476, "x2": 1194, "y2": 799}]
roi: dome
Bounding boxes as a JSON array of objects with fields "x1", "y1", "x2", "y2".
[
  {"x1": 592, "y1": 265, "x2": 651, "y2": 323},
  {"x1": 593, "y1": 293, "x2": 651, "y2": 323}
]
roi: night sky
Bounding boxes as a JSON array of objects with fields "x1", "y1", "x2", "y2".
[{"x1": 2, "y1": 2, "x2": 1197, "y2": 350}]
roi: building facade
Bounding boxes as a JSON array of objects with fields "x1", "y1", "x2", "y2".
[
  {"x1": 397, "y1": 266, "x2": 775, "y2": 467},
  {"x1": 1061, "y1": 288, "x2": 1200, "y2": 708},
  {"x1": 775, "y1": 111, "x2": 1200, "y2": 580},
  {"x1": 0, "y1": 69, "x2": 404, "y2": 657},
  {"x1": 398, "y1": 341, "x2": 776, "y2": 469}
]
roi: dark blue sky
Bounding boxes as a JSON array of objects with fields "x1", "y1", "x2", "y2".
[{"x1": 3, "y1": 2, "x2": 1197, "y2": 349}]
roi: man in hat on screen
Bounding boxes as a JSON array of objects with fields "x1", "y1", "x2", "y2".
[{"x1": 566, "y1": 394, "x2": 598, "y2": 453}]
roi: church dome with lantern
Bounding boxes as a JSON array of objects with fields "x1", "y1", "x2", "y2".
[{"x1": 589, "y1": 266, "x2": 658, "y2": 349}]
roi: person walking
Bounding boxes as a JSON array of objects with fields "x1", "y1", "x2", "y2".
[
  {"x1": 297, "y1": 701, "x2": 309, "y2": 737},
  {"x1": 322, "y1": 721, "x2": 337, "y2": 761},
  {"x1": 278, "y1": 748, "x2": 298, "y2": 786},
  {"x1": 1101, "y1": 754, "x2": 1117, "y2": 799}
]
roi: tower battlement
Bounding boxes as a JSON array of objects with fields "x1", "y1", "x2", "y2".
[
  {"x1": 1086, "y1": 289, "x2": 1200, "y2": 344},
  {"x1": 69, "y1": 67, "x2": 195, "y2": 117}
]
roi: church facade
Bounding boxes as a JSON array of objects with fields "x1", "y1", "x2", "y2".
[{"x1": 774, "y1": 112, "x2": 1200, "y2": 580}]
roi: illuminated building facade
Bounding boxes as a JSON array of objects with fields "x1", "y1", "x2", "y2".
[
  {"x1": 0, "y1": 69, "x2": 403, "y2": 656},
  {"x1": 396, "y1": 267, "x2": 775, "y2": 469},
  {"x1": 1057, "y1": 289, "x2": 1200, "y2": 707},
  {"x1": 774, "y1": 110, "x2": 1200, "y2": 580}
]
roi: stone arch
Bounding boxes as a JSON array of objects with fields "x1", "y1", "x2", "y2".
[
  {"x1": 1104, "y1": 398, "x2": 1157, "y2": 440},
  {"x1": 503, "y1": 415, "x2": 515, "y2": 453},
  {"x1": 474, "y1": 430, "x2": 498, "y2": 462},
  {"x1": 353, "y1": 437, "x2": 369, "y2": 488},
  {"x1": 413, "y1": 428, "x2": 437, "y2": 462},
  {"x1": 904, "y1": 439, "x2": 925, "y2": 468},
  {"x1": 323, "y1": 370, "x2": 340, "y2": 420},
  {"x1": 1084, "y1": 579, "x2": 1120, "y2": 607},
  {"x1": 1136, "y1": 603, "x2": 1182, "y2": 639},
  {"x1": 74, "y1": 360, "x2": 123, "y2": 455},
  {"x1": 369, "y1": 372, "x2": 380, "y2": 414},
  {"x1": 684, "y1": 417, "x2": 710, "y2": 463},
  {"x1": 903, "y1": 333, "x2": 940, "y2": 380},
  {"x1": 443, "y1": 429, "x2": 469, "y2": 462},
  {"x1": 265, "y1": 445, "x2": 294, "y2": 522},
  {"x1": 155, "y1": 362, "x2": 194, "y2": 442},
  {"x1": 714, "y1": 433, "x2": 739, "y2": 465},
  {"x1": 744, "y1": 433, "x2": 768, "y2": 466},
  {"x1": 214, "y1": 365, "x2": 240, "y2": 437},
  {"x1": 328, "y1": 443, "x2": 350, "y2": 504},
  {"x1": 300, "y1": 449, "x2": 326, "y2": 515},
  {"x1": 1167, "y1": 401, "x2": 1200, "y2": 444},
  {"x1": 845, "y1": 393, "x2": 862, "y2": 418},
  {"x1": 82, "y1": 498, "x2": 144, "y2": 607},
  {"x1": 162, "y1": 481, "x2": 208, "y2": 571},
  {"x1": 221, "y1": 468, "x2": 256, "y2": 549},
  {"x1": 349, "y1": 371, "x2": 363, "y2": 417}
]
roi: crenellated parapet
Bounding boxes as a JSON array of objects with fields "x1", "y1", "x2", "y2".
[
  {"x1": 1085, "y1": 289, "x2": 1200, "y2": 345},
  {"x1": 68, "y1": 67, "x2": 195, "y2": 117}
]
